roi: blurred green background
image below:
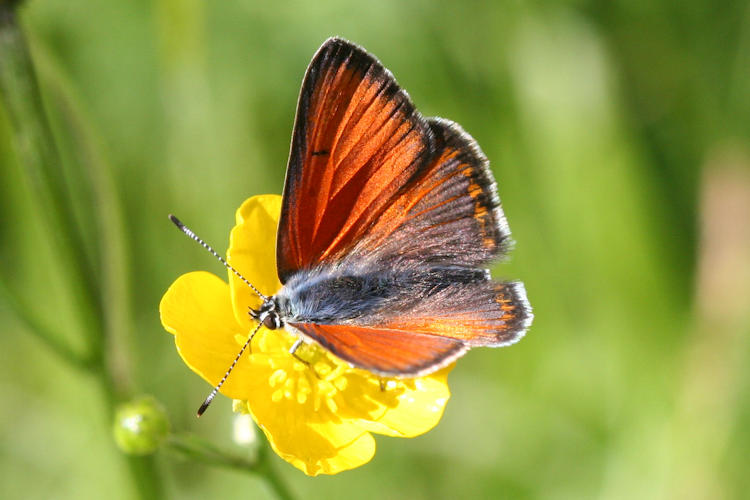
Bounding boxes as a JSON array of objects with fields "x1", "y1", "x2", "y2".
[{"x1": 1, "y1": 0, "x2": 749, "y2": 499}]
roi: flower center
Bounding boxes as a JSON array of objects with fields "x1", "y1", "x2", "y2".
[
  {"x1": 265, "y1": 340, "x2": 353, "y2": 410},
  {"x1": 234, "y1": 327, "x2": 415, "y2": 414}
]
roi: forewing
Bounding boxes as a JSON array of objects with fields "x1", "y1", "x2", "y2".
[
  {"x1": 352, "y1": 118, "x2": 511, "y2": 268},
  {"x1": 277, "y1": 37, "x2": 433, "y2": 282},
  {"x1": 278, "y1": 38, "x2": 513, "y2": 281}
]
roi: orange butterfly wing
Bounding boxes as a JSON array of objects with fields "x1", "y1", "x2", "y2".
[
  {"x1": 289, "y1": 323, "x2": 467, "y2": 376},
  {"x1": 277, "y1": 38, "x2": 432, "y2": 283},
  {"x1": 351, "y1": 118, "x2": 511, "y2": 268}
]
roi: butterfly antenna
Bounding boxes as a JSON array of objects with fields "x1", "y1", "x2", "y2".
[
  {"x1": 197, "y1": 321, "x2": 263, "y2": 417},
  {"x1": 168, "y1": 214, "x2": 267, "y2": 301}
]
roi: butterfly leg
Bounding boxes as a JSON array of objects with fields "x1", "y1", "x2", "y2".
[
  {"x1": 248, "y1": 306, "x2": 260, "y2": 320},
  {"x1": 289, "y1": 338, "x2": 311, "y2": 366},
  {"x1": 379, "y1": 378, "x2": 386, "y2": 392},
  {"x1": 289, "y1": 338, "x2": 328, "y2": 380},
  {"x1": 246, "y1": 307, "x2": 260, "y2": 353}
]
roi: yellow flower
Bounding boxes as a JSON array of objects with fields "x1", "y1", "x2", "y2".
[{"x1": 160, "y1": 195, "x2": 453, "y2": 475}]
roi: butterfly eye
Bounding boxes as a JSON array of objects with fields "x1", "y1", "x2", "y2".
[{"x1": 262, "y1": 313, "x2": 281, "y2": 330}]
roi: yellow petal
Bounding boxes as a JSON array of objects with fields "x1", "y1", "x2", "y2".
[
  {"x1": 325, "y1": 365, "x2": 453, "y2": 438},
  {"x1": 227, "y1": 195, "x2": 283, "y2": 329},
  {"x1": 237, "y1": 399, "x2": 376, "y2": 476},
  {"x1": 159, "y1": 271, "x2": 257, "y2": 400},
  {"x1": 360, "y1": 366, "x2": 453, "y2": 437},
  {"x1": 279, "y1": 432, "x2": 375, "y2": 476}
]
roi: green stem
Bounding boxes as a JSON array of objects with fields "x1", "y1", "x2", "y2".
[
  {"x1": 256, "y1": 456, "x2": 296, "y2": 500},
  {"x1": 124, "y1": 451, "x2": 165, "y2": 499},
  {"x1": 167, "y1": 434, "x2": 259, "y2": 471},
  {"x1": 166, "y1": 434, "x2": 295, "y2": 500}
]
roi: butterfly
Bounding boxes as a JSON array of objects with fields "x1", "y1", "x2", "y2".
[{"x1": 172, "y1": 37, "x2": 532, "y2": 412}]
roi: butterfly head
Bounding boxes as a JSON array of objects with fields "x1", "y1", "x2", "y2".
[{"x1": 251, "y1": 297, "x2": 284, "y2": 330}]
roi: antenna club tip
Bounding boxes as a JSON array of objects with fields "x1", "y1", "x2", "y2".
[
  {"x1": 196, "y1": 393, "x2": 215, "y2": 417},
  {"x1": 196, "y1": 402, "x2": 209, "y2": 418},
  {"x1": 168, "y1": 214, "x2": 184, "y2": 228}
]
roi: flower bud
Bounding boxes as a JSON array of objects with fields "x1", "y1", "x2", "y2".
[{"x1": 113, "y1": 396, "x2": 170, "y2": 455}]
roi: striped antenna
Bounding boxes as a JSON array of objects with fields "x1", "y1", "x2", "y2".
[
  {"x1": 197, "y1": 321, "x2": 263, "y2": 417},
  {"x1": 168, "y1": 214, "x2": 267, "y2": 301}
]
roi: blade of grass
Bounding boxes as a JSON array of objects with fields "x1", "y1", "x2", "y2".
[
  {"x1": 29, "y1": 36, "x2": 135, "y2": 398},
  {"x1": 0, "y1": 4, "x2": 104, "y2": 362}
]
